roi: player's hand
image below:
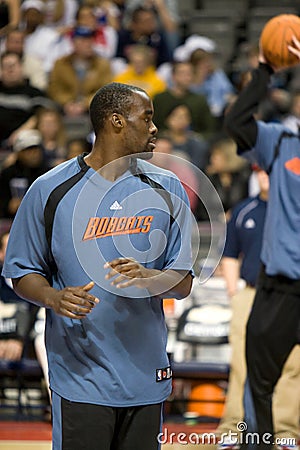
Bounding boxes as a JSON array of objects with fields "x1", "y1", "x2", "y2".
[
  {"x1": 261, "y1": 35, "x2": 300, "y2": 72},
  {"x1": 288, "y1": 35, "x2": 300, "y2": 60},
  {"x1": 50, "y1": 281, "x2": 99, "y2": 319},
  {"x1": 104, "y1": 258, "x2": 151, "y2": 289},
  {"x1": 258, "y1": 44, "x2": 267, "y2": 65},
  {"x1": 258, "y1": 42, "x2": 282, "y2": 72}
]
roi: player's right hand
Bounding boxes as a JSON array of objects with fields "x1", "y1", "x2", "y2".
[
  {"x1": 50, "y1": 281, "x2": 99, "y2": 319},
  {"x1": 288, "y1": 35, "x2": 300, "y2": 62}
]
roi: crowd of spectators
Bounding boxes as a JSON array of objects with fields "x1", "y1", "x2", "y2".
[{"x1": 2, "y1": 0, "x2": 300, "y2": 421}]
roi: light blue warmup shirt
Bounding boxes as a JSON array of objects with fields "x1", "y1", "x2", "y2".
[
  {"x1": 3, "y1": 155, "x2": 193, "y2": 406},
  {"x1": 240, "y1": 121, "x2": 300, "y2": 279}
]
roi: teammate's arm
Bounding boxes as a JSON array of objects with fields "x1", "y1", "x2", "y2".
[
  {"x1": 224, "y1": 61, "x2": 273, "y2": 151},
  {"x1": 12, "y1": 274, "x2": 99, "y2": 319},
  {"x1": 225, "y1": 37, "x2": 300, "y2": 147}
]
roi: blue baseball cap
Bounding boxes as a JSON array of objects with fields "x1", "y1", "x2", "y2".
[{"x1": 72, "y1": 26, "x2": 95, "y2": 39}]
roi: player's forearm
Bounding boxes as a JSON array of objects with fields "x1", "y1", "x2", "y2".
[
  {"x1": 224, "y1": 63, "x2": 273, "y2": 151},
  {"x1": 221, "y1": 257, "x2": 240, "y2": 297},
  {"x1": 145, "y1": 269, "x2": 192, "y2": 299},
  {"x1": 105, "y1": 258, "x2": 193, "y2": 298},
  {"x1": 12, "y1": 273, "x2": 59, "y2": 309}
]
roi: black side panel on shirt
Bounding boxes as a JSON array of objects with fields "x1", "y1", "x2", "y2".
[
  {"x1": 130, "y1": 160, "x2": 174, "y2": 226},
  {"x1": 44, "y1": 155, "x2": 89, "y2": 272}
]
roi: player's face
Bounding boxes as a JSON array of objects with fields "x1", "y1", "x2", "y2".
[{"x1": 123, "y1": 91, "x2": 158, "y2": 158}]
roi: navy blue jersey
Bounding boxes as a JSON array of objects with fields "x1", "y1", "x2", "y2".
[
  {"x1": 241, "y1": 121, "x2": 300, "y2": 279},
  {"x1": 224, "y1": 195, "x2": 267, "y2": 286},
  {"x1": 3, "y1": 155, "x2": 193, "y2": 406}
]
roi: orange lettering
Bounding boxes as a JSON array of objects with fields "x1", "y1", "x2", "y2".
[
  {"x1": 95, "y1": 217, "x2": 109, "y2": 236},
  {"x1": 125, "y1": 216, "x2": 137, "y2": 230},
  {"x1": 115, "y1": 217, "x2": 127, "y2": 232},
  {"x1": 83, "y1": 215, "x2": 154, "y2": 240},
  {"x1": 106, "y1": 217, "x2": 119, "y2": 234},
  {"x1": 135, "y1": 216, "x2": 145, "y2": 229},
  {"x1": 142, "y1": 215, "x2": 153, "y2": 233},
  {"x1": 83, "y1": 217, "x2": 100, "y2": 240}
]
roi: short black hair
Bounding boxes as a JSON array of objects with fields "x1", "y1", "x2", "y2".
[{"x1": 89, "y1": 82, "x2": 146, "y2": 136}]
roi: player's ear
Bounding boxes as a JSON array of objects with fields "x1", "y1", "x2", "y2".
[{"x1": 111, "y1": 113, "x2": 123, "y2": 129}]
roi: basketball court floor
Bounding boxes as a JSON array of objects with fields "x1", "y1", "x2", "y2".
[{"x1": 0, "y1": 420, "x2": 218, "y2": 450}]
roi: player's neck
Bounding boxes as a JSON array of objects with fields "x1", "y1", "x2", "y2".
[{"x1": 84, "y1": 150, "x2": 130, "y2": 181}]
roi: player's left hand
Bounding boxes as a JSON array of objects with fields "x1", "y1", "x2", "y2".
[{"x1": 104, "y1": 258, "x2": 151, "y2": 289}]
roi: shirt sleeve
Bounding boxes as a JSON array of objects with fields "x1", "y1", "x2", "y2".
[
  {"x1": 224, "y1": 63, "x2": 273, "y2": 151},
  {"x1": 163, "y1": 177, "x2": 194, "y2": 273},
  {"x1": 239, "y1": 121, "x2": 289, "y2": 172},
  {"x1": 2, "y1": 180, "x2": 52, "y2": 281}
]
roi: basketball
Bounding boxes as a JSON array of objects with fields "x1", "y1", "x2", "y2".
[{"x1": 260, "y1": 14, "x2": 300, "y2": 68}]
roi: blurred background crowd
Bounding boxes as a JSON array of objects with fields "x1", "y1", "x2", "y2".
[
  {"x1": 2, "y1": 0, "x2": 300, "y2": 226},
  {"x1": 1, "y1": 0, "x2": 300, "y2": 425}
]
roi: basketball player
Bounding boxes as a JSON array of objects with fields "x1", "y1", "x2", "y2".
[
  {"x1": 217, "y1": 168, "x2": 300, "y2": 450},
  {"x1": 224, "y1": 42, "x2": 300, "y2": 449},
  {"x1": 2, "y1": 83, "x2": 193, "y2": 450}
]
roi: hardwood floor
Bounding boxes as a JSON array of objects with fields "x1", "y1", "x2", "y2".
[{"x1": 0, "y1": 421, "x2": 219, "y2": 450}]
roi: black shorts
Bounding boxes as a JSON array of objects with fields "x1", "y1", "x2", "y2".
[{"x1": 52, "y1": 391, "x2": 163, "y2": 450}]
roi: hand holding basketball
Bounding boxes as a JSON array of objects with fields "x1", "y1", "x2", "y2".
[
  {"x1": 287, "y1": 35, "x2": 300, "y2": 63},
  {"x1": 260, "y1": 14, "x2": 300, "y2": 69}
]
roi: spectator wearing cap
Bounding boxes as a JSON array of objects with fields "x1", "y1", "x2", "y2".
[
  {"x1": 47, "y1": 25, "x2": 112, "y2": 118},
  {"x1": 54, "y1": 3, "x2": 119, "y2": 64},
  {"x1": 157, "y1": 34, "x2": 220, "y2": 88},
  {"x1": 73, "y1": 4, "x2": 118, "y2": 60},
  {"x1": 21, "y1": 0, "x2": 67, "y2": 73},
  {"x1": 0, "y1": 129, "x2": 49, "y2": 218},
  {"x1": 0, "y1": 51, "x2": 51, "y2": 149},
  {"x1": 185, "y1": 35, "x2": 235, "y2": 121}
]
